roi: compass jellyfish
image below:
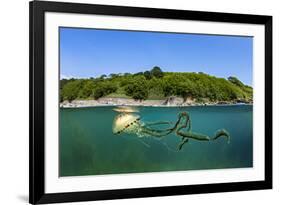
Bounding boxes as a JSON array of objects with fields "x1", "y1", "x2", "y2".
[
  {"x1": 112, "y1": 107, "x2": 175, "y2": 138},
  {"x1": 112, "y1": 107, "x2": 230, "y2": 151}
]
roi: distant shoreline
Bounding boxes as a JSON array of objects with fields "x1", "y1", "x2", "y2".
[{"x1": 60, "y1": 97, "x2": 252, "y2": 108}]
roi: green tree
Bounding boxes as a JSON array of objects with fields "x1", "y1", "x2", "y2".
[
  {"x1": 78, "y1": 80, "x2": 95, "y2": 98},
  {"x1": 61, "y1": 80, "x2": 83, "y2": 102},
  {"x1": 228, "y1": 76, "x2": 244, "y2": 87},
  {"x1": 124, "y1": 77, "x2": 148, "y2": 100},
  {"x1": 151, "y1": 66, "x2": 163, "y2": 78},
  {"x1": 60, "y1": 79, "x2": 70, "y2": 89},
  {"x1": 109, "y1": 73, "x2": 118, "y2": 78},
  {"x1": 93, "y1": 82, "x2": 117, "y2": 99},
  {"x1": 99, "y1": 74, "x2": 107, "y2": 79},
  {"x1": 134, "y1": 72, "x2": 144, "y2": 76},
  {"x1": 175, "y1": 82, "x2": 191, "y2": 101},
  {"x1": 162, "y1": 79, "x2": 177, "y2": 97},
  {"x1": 143, "y1": 70, "x2": 152, "y2": 80},
  {"x1": 124, "y1": 73, "x2": 131, "y2": 76}
]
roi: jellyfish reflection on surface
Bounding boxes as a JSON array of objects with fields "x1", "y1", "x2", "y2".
[{"x1": 112, "y1": 107, "x2": 230, "y2": 150}]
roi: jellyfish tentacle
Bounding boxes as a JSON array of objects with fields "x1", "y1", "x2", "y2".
[
  {"x1": 174, "y1": 112, "x2": 230, "y2": 150},
  {"x1": 140, "y1": 125, "x2": 174, "y2": 138},
  {"x1": 176, "y1": 130, "x2": 211, "y2": 141},
  {"x1": 178, "y1": 138, "x2": 189, "y2": 150},
  {"x1": 139, "y1": 116, "x2": 185, "y2": 138},
  {"x1": 145, "y1": 121, "x2": 174, "y2": 131},
  {"x1": 137, "y1": 138, "x2": 151, "y2": 148},
  {"x1": 187, "y1": 116, "x2": 191, "y2": 132},
  {"x1": 175, "y1": 112, "x2": 210, "y2": 149},
  {"x1": 145, "y1": 121, "x2": 173, "y2": 126},
  {"x1": 135, "y1": 111, "x2": 188, "y2": 138},
  {"x1": 212, "y1": 129, "x2": 230, "y2": 144}
]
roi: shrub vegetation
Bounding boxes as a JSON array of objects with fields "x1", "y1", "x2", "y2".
[{"x1": 60, "y1": 67, "x2": 253, "y2": 103}]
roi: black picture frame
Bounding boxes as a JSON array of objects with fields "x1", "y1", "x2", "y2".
[{"x1": 29, "y1": 0, "x2": 272, "y2": 204}]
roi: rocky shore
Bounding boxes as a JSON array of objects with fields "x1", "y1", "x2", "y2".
[{"x1": 60, "y1": 97, "x2": 252, "y2": 108}]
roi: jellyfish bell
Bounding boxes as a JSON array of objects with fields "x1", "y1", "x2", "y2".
[
  {"x1": 112, "y1": 112, "x2": 175, "y2": 138},
  {"x1": 112, "y1": 113, "x2": 141, "y2": 135}
]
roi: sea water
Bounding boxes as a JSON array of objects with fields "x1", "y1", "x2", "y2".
[{"x1": 59, "y1": 105, "x2": 253, "y2": 176}]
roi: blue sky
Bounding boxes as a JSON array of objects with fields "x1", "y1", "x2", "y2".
[{"x1": 60, "y1": 27, "x2": 253, "y2": 85}]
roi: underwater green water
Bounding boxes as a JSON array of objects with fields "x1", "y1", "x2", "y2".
[{"x1": 59, "y1": 105, "x2": 253, "y2": 177}]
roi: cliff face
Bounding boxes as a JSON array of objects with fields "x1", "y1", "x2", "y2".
[
  {"x1": 163, "y1": 97, "x2": 197, "y2": 106},
  {"x1": 163, "y1": 97, "x2": 183, "y2": 106},
  {"x1": 60, "y1": 98, "x2": 168, "y2": 107}
]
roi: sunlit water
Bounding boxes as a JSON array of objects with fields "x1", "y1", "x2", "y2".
[{"x1": 59, "y1": 105, "x2": 253, "y2": 177}]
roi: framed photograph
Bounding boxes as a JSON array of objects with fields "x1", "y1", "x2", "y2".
[{"x1": 29, "y1": 0, "x2": 272, "y2": 204}]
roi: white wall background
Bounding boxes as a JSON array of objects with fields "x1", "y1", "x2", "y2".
[{"x1": 0, "y1": 0, "x2": 279, "y2": 204}]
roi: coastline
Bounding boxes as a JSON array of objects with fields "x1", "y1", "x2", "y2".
[{"x1": 60, "y1": 97, "x2": 252, "y2": 108}]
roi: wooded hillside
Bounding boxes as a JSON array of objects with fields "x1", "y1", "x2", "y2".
[{"x1": 60, "y1": 66, "x2": 253, "y2": 103}]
